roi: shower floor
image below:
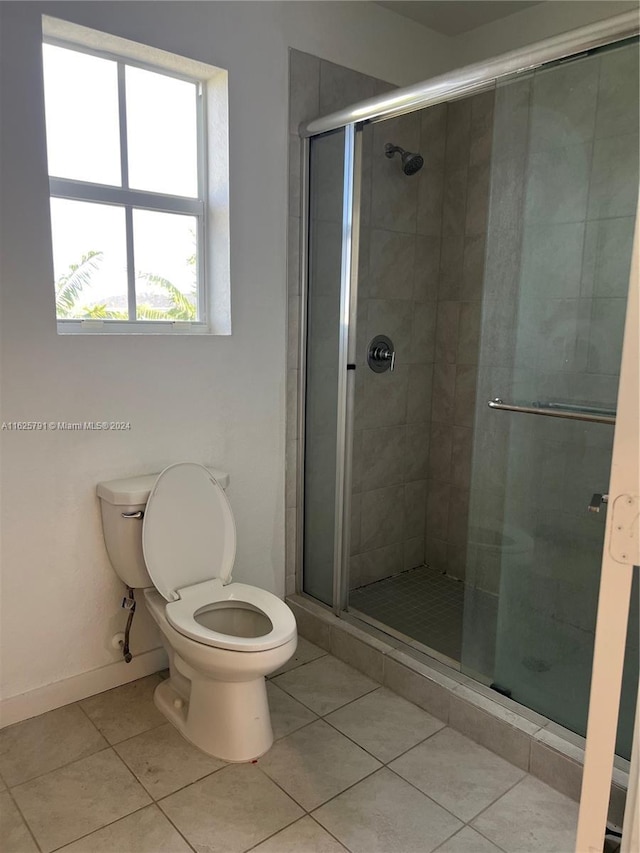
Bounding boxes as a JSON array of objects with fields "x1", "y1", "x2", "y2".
[{"x1": 349, "y1": 565, "x2": 464, "y2": 662}]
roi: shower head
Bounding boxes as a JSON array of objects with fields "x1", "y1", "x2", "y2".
[{"x1": 384, "y1": 143, "x2": 424, "y2": 176}]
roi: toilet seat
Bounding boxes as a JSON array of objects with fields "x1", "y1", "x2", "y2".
[
  {"x1": 164, "y1": 578, "x2": 297, "y2": 652},
  {"x1": 143, "y1": 462, "x2": 236, "y2": 601},
  {"x1": 143, "y1": 463, "x2": 296, "y2": 653}
]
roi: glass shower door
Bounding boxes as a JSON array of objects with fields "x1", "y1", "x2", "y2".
[
  {"x1": 462, "y1": 41, "x2": 639, "y2": 757},
  {"x1": 302, "y1": 129, "x2": 346, "y2": 605}
]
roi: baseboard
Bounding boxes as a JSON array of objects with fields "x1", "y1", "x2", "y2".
[{"x1": 0, "y1": 646, "x2": 168, "y2": 728}]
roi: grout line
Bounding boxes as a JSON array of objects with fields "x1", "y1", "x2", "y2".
[
  {"x1": 156, "y1": 803, "x2": 200, "y2": 853},
  {"x1": 48, "y1": 802, "x2": 154, "y2": 853},
  {"x1": 432, "y1": 822, "x2": 509, "y2": 853},
  {"x1": 271, "y1": 661, "x2": 379, "y2": 716},
  {"x1": 384, "y1": 760, "x2": 480, "y2": 830},
  {"x1": 465, "y1": 773, "x2": 530, "y2": 838},
  {"x1": 103, "y1": 717, "x2": 168, "y2": 748},
  {"x1": 321, "y1": 701, "x2": 444, "y2": 767},
  {"x1": 5, "y1": 786, "x2": 44, "y2": 853},
  {"x1": 143, "y1": 760, "x2": 228, "y2": 802},
  {"x1": 3, "y1": 717, "x2": 169, "y2": 793},
  {"x1": 75, "y1": 695, "x2": 106, "y2": 729},
  {"x1": 242, "y1": 813, "x2": 309, "y2": 852},
  {"x1": 5, "y1": 743, "x2": 115, "y2": 793},
  {"x1": 306, "y1": 764, "x2": 383, "y2": 816},
  {"x1": 267, "y1": 649, "x2": 328, "y2": 680},
  {"x1": 12, "y1": 746, "x2": 166, "y2": 851},
  {"x1": 307, "y1": 812, "x2": 352, "y2": 852}
]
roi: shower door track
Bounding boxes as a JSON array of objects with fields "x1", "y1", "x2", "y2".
[{"x1": 300, "y1": 12, "x2": 638, "y2": 136}]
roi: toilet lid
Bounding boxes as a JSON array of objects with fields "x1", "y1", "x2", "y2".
[{"x1": 142, "y1": 463, "x2": 236, "y2": 601}]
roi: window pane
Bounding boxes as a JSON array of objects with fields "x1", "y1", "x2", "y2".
[
  {"x1": 50, "y1": 199, "x2": 128, "y2": 320},
  {"x1": 133, "y1": 210, "x2": 198, "y2": 320},
  {"x1": 126, "y1": 67, "x2": 198, "y2": 197},
  {"x1": 42, "y1": 45, "x2": 121, "y2": 185}
]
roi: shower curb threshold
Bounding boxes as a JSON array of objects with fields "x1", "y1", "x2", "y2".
[{"x1": 286, "y1": 593, "x2": 630, "y2": 826}]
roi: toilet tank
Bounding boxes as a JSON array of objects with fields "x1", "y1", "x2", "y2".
[{"x1": 97, "y1": 468, "x2": 230, "y2": 590}]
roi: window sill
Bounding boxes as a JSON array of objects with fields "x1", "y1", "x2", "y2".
[{"x1": 57, "y1": 320, "x2": 214, "y2": 335}]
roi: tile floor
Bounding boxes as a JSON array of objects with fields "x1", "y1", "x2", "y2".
[
  {"x1": 350, "y1": 565, "x2": 465, "y2": 660},
  {"x1": 0, "y1": 638, "x2": 579, "y2": 853}
]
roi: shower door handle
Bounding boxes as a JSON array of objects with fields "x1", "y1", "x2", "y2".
[{"x1": 587, "y1": 493, "x2": 609, "y2": 513}]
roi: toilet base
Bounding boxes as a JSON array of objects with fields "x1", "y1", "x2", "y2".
[{"x1": 154, "y1": 675, "x2": 274, "y2": 762}]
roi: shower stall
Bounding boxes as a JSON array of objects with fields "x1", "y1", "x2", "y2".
[{"x1": 297, "y1": 13, "x2": 639, "y2": 764}]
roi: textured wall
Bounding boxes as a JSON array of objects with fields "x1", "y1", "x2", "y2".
[{"x1": 0, "y1": 1, "x2": 451, "y2": 706}]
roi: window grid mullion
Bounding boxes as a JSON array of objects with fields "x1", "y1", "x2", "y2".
[
  {"x1": 118, "y1": 62, "x2": 136, "y2": 321},
  {"x1": 117, "y1": 62, "x2": 129, "y2": 189},
  {"x1": 196, "y1": 82, "x2": 206, "y2": 323},
  {"x1": 125, "y1": 207, "x2": 136, "y2": 322}
]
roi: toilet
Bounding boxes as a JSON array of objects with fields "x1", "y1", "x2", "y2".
[{"x1": 96, "y1": 462, "x2": 298, "y2": 762}]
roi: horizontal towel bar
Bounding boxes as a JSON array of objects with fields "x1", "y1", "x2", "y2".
[{"x1": 488, "y1": 398, "x2": 616, "y2": 425}]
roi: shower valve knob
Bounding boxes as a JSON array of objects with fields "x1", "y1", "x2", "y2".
[{"x1": 367, "y1": 335, "x2": 396, "y2": 373}]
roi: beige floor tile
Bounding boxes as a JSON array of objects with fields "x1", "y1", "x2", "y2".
[
  {"x1": 0, "y1": 703, "x2": 106, "y2": 786},
  {"x1": 273, "y1": 655, "x2": 377, "y2": 715},
  {"x1": 390, "y1": 727, "x2": 525, "y2": 821},
  {"x1": 434, "y1": 826, "x2": 503, "y2": 852},
  {"x1": 313, "y1": 767, "x2": 462, "y2": 853},
  {"x1": 270, "y1": 636, "x2": 328, "y2": 677},
  {"x1": 251, "y1": 816, "x2": 348, "y2": 852},
  {"x1": 267, "y1": 682, "x2": 317, "y2": 740},
  {"x1": 0, "y1": 776, "x2": 6, "y2": 792},
  {"x1": 114, "y1": 722, "x2": 225, "y2": 799},
  {"x1": 12, "y1": 749, "x2": 151, "y2": 852},
  {"x1": 159, "y1": 763, "x2": 303, "y2": 853},
  {"x1": 472, "y1": 775, "x2": 578, "y2": 853},
  {"x1": 0, "y1": 791, "x2": 38, "y2": 853},
  {"x1": 58, "y1": 804, "x2": 192, "y2": 852},
  {"x1": 326, "y1": 686, "x2": 444, "y2": 762},
  {"x1": 258, "y1": 719, "x2": 380, "y2": 811},
  {"x1": 80, "y1": 675, "x2": 165, "y2": 744}
]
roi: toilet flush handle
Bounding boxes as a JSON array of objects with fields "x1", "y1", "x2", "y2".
[{"x1": 121, "y1": 510, "x2": 144, "y2": 519}]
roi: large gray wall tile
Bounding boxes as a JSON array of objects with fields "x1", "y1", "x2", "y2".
[
  {"x1": 529, "y1": 56, "x2": 598, "y2": 151},
  {"x1": 289, "y1": 50, "x2": 320, "y2": 133},
  {"x1": 595, "y1": 44, "x2": 639, "y2": 139},
  {"x1": 588, "y1": 132, "x2": 639, "y2": 220}
]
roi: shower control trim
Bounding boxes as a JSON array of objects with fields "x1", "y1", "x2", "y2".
[{"x1": 367, "y1": 335, "x2": 395, "y2": 373}]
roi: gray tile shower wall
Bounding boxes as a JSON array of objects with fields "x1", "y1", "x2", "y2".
[
  {"x1": 462, "y1": 46, "x2": 639, "y2": 708},
  {"x1": 466, "y1": 46, "x2": 640, "y2": 603},
  {"x1": 423, "y1": 91, "x2": 495, "y2": 582},
  {"x1": 351, "y1": 109, "x2": 439, "y2": 589},
  {"x1": 287, "y1": 47, "x2": 497, "y2": 593},
  {"x1": 287, "y1": 51, "x2": 391, "y2": 596}
]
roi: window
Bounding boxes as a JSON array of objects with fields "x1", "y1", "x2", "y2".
[{"x1": 41, "y1": 18, "x2": 231, "y2": 335}]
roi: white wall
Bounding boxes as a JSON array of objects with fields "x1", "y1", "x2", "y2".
[
  {"x1": 455, "y1": 0, "x2": 638, "y2": 64},
  {"x1": 0, "y1": 1, "x2": 451, "y2": 712}
]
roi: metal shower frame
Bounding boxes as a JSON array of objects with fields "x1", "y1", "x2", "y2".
[
  {"x1": 295, "y1": 11, "x2": 639, "y2": 851},
  {"x1": 295, "y1": 8, "x2": 639, "y2": 615}
]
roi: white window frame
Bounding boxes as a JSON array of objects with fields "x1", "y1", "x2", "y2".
[{"x1": 43, "y1": 16, "x2": 231, "y2": 335}]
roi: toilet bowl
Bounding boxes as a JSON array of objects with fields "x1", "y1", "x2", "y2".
[{"x1": 97, "y1": 462, "x2": 297, "y2": 762}]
